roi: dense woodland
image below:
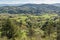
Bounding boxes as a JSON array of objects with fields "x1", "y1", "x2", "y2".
[{"x1": 0, "y1": 13, "x2": 60, "y2": 40}]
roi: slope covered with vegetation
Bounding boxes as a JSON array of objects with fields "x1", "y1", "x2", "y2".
[
  {"x1": 0, "y1": 14, "x2": 60, "y2": 40},
  {"x1": 0, "y1": 4, "x2": 60, "y2": 15}
]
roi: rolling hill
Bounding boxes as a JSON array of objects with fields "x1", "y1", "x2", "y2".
[
  {"x1": 52, "y1": 3, "x2": 60, "y2": 7},
  {"x1": 0, "y1": 4, "x2": 60, "y2": 15}
]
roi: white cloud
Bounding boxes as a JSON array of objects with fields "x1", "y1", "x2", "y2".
[{"x1": 0, "y1": 0, "x2": 60, "y2": 4}]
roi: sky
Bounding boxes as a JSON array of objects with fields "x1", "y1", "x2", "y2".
[{"x1": 0, "y1": 0, "x2": 60, "y2": 4}]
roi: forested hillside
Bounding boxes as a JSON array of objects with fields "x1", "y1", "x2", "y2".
[
  {"x1": 0, "y1": 4, "x2": 60, "y2": 15},
  {"x1": 0, "y1": 3, "x2": 60, "y2": 40},
  {"x1": 0, "y1": 14, "x2": 60, "y2": 40}
]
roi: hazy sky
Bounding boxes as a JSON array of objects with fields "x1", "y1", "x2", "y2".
[{"x1": 0, "y1": 0, "x2": 60, "y2": 4}]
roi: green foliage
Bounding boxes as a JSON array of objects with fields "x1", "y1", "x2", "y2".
[{"x1": 0, "y1": 14, "x2": 59, "y2": 40}]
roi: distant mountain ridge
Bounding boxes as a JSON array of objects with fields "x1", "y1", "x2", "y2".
[
  {"x1": 0, "y1": 3, "x2": 60, "y2": 15},
  {"x1": 0, "y1": 4, "x2": 23, "y2": 6},
  {"x1": 52, "y1": 3, "x2": 60, "y2": 7},
  {"x1": 0, "y1": 3, "x2": 60, "y2": 6}
]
